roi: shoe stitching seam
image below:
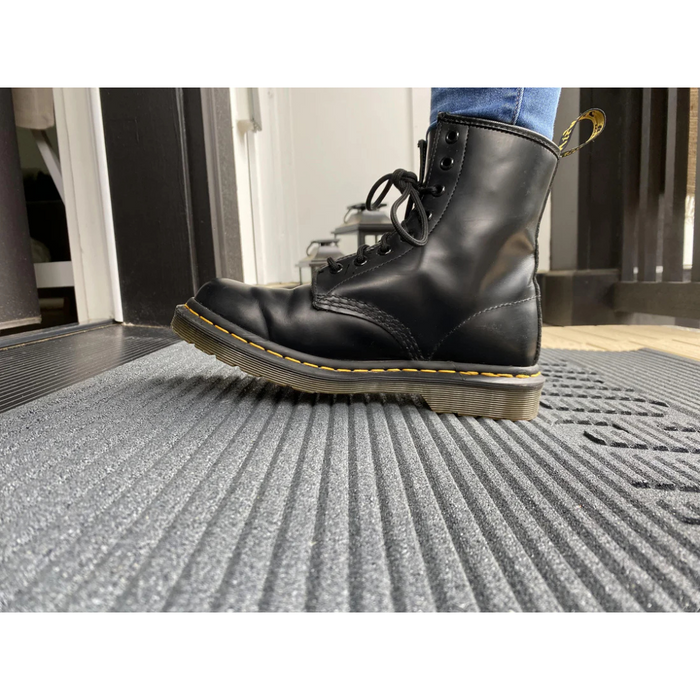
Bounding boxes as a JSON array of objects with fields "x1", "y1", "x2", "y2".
[
  {"x1": 316, "y1": 295, "x2": 420, "y2": 359},
  {"x1": 428, "y1": 296, "x2": 537, "y2": 360},
  {"x1": 182, "y1": 304, "x2": 541, "y2": 379},
  {"x1": 511, "y1": 88, "x2": 524, "y2": 126},
  {"x1": 315, "y1": 294, "x2": 423, "y2": 361},
  {"x1": 439, "y1": 115, "x2": 559, "y2": 156}
]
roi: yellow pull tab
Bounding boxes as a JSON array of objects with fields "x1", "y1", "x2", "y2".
[{"x1": 558, "y1": 108, "x2": 606, "y2": 157}]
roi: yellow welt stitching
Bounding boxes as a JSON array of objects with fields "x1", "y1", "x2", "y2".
[{"x1": 182, "y1": 305, "x2": 541, "y2": 379}]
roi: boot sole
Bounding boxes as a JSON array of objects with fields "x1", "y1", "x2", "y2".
[{"x1": 171, "y1": 303, "x2": 544, "y2": 420}]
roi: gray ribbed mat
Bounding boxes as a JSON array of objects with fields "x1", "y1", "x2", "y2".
[
  {"x1": 1, "y1": 343, "x2": 699, "y2": 612},
  {"x1": 0, "y1": 325, "x2": 178, "y2": 414}
]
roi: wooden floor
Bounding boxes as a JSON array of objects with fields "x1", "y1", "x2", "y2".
[{"x1": 542, "y1": 325, "x2": 700, "y2": 362}]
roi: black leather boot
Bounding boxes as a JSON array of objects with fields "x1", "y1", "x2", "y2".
[{"x1": 172, "y1": 110, "x2": 604, "y2": 420}]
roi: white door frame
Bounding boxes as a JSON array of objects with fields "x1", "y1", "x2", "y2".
[
  {"x1": 229, "y1": 87, "x2": 302, "y2": 286},
  {"x1": 53, "y1": 88, "x2": 122, "y2": 322}
]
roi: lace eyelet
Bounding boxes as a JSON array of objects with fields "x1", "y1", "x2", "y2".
[
  {"x1": 446, "y1": 130, "x2": 459, "y2": 144},
  {"x1": 330, "y1": 263, "x2": 343, "y2": 274},
  {"x1": 379, "y1": 247, "x2": 392, "y2": 256},
  {"x1": 433, "y1": 184, "x2": 445, "y2": 197},
  {"x1": 426, "y1": 210, "x2": 433, "y2": 220},
  {"x1": 440, "y1": 157, "x2": 454, "y2": 170},
  {"x1": 354, "y1": 258, "x2": 367, "y2": 266}
]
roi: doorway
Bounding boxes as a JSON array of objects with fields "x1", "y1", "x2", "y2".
[{"x1": 0, "y1": 88, "x2": 121, "y2": 339}]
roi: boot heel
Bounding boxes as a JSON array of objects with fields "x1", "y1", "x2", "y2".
[{"x1": 421, "y1": 385, "x2": 542, "y2": 420}]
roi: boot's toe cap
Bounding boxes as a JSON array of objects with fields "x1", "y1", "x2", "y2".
[
  {"x1": 193, "y1": 278, "x2": 408, "y2": 361},
  {"x1": 194, "y1": 278, "x2": 272, "y2": 339}
]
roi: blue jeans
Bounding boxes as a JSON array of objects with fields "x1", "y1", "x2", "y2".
[{"x1": 430, "y1": 88, "x2": 561, "y2": 140}]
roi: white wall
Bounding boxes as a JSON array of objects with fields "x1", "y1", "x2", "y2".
[
  {"x1": 229, "y1": 88, "x2": 261, "y2": 284},
  {"x1": 287, "y1": 88, "x2": 425, "y2": 265},
  {"x1": 232, "y1": 87, "x2": 552, "y2": 284}
]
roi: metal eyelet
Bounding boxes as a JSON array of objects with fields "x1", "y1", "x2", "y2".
[
  {"x1": 426, "y1": 210, "x2": 433, "y2": 220},
  {"x1": 433, "y1": 184, "x2": 445, "y2": 197},
  {"x1": 440, "y1": 157, "x2": 454, "y2": 170},
  {"x1": 330, "y1": 264, "x2": 343, "y2": 274},
  {"x1": 446, "y1": 130, "x2": 459, "y2": 144},
  {"x1": 354, "y1": 258, "x2": 367, "y2": 266},
  {"x1": 379, "y1": 247, "x2": 392, "y2": 256}
]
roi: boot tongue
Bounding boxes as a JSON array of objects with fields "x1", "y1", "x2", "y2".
[
  {"x1": 397, "y1": 126, "x2": 441, "y2": 241},
  {"x1": 424, "y1": 128, "x2": 436, "y2": 180},
  {"x1": 395, "y1": 136, "x2": 433, "y2": 242}
]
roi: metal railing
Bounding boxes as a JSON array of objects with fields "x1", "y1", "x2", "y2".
[{"x1": 614, "y1": 88, "x2": 700, "y2": 319}]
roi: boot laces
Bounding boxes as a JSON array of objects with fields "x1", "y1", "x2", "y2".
[{"x1": 327, "y1": 139, "x2": 440, "y2": 273}]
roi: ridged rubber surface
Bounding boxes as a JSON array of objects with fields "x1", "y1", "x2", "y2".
[
  {"x1": 0, "y1": 325, "x2": 178, "y2": 414},
  {"x1": 1, "y1": 342, "x2": 699, "y2": 611}
]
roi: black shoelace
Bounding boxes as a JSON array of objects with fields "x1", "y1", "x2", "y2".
[{"x1": 327, "y1": 139, "x2": 441, "y2": 273}]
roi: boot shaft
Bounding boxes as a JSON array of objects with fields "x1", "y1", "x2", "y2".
[
  {"x1": 422, "y1": 114, "x2": 559, "y2": 305},
  {"x1": 314, "y1": 113, "x2": 560, "y2": 366}
]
